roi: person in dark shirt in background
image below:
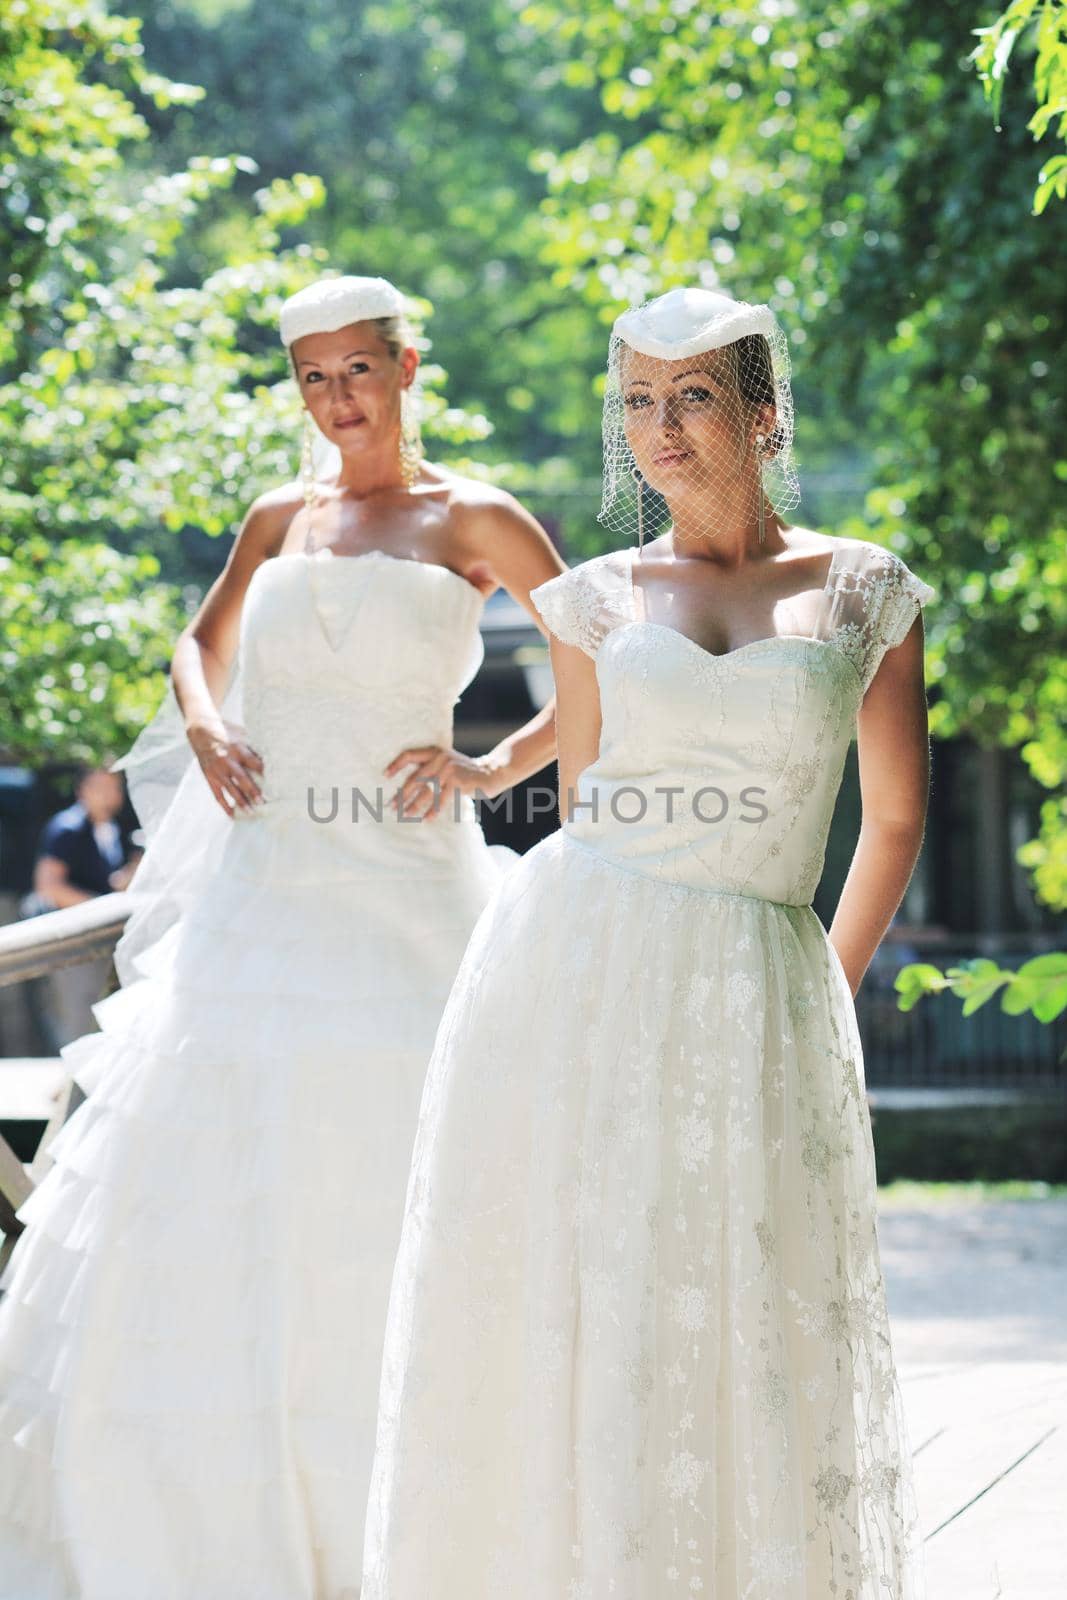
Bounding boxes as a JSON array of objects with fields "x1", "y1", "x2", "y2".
[{"x1": 24, "y1": 764, "x2": 141, "y2": 1049}]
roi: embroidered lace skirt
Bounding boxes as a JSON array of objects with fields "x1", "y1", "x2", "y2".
[{"x1": 363, "y1": 829, "x2": 925, "y2": 1599}]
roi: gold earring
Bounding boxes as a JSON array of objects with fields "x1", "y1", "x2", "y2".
[
  {"x1": 301, "y1": 413, "x2": 316, "y2": 510},
  {"x1": 301, "y1": 413, "x2": 318, "y2": 554},
  {"x1": 399, "y1": 387, "x2": 423, "y2": 490},
  {"x1": 300, "y1": 412, "x2": 321, "y2": 556}
]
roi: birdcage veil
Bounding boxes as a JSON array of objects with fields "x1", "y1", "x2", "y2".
[{"x1": 597, "y1": 287, "x2": 800, "y2": 549}]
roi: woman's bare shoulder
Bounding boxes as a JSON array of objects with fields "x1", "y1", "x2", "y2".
[
  {"x1": 423, "y1": 465, "x2": 562, "y2": 588},
  {"x1": 779, "y1": 524, "x2": 840, "y2": 558},
  {"x1": 237, "y1": 480, "x2": 306, "y2": 558},
  {"x1": 425, "y1": 464, "x2": 520, "y2": 516}
]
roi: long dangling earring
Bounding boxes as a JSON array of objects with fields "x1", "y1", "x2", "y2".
[
  {"x1": 755, "y1": 434, "x2": 767, "y2": 547},
  {"x1": 399, "y1": 386, "x2": 423, "y2": 490},
  {"x1": 631, "y1": 465, "x2": 645, "y2": 553},
  {"x1": 301, "y1": 412, "x2": 317, "y2": 553}
]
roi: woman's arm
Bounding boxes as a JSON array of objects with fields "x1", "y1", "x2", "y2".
[
  {"x1": 171, "y1": 484, "x2": 299, "y2": 814},
  {"x1": 547, "y1": 635, "x2": 602, "y2": 827},
  {"x1": 827, "y1": 613, "x2": 931, "y2": 996}
]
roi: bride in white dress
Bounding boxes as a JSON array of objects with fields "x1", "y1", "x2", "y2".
[
  {"x1": 362, "y1": 287, "x2": 936, "y2": 1598},
  {"x1": 0, "y1": 274, "x2": 565, "y2": 1599}
]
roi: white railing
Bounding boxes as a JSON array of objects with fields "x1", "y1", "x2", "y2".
[{"x1": 0, "y1": 895, "x2": 129, "y2": 1265}]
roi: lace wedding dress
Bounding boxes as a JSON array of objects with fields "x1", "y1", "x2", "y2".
[
  {"x1": 363, "y1": 537, "x2": 935, "y2": 1599},
  {"x1": 0, "y1": 547, "x2": 515, "y2": 1600}
]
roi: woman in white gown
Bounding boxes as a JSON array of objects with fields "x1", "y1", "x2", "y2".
[
  {"x1": 0, "y1": 273, "x2": 565, "y2": 1599},
  {"x1": 362, "y1": 287, "x2": 935, "y2": 1598}
]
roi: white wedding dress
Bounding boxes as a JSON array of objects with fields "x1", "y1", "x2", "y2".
[
  {"x1": 0, "y1": 547, "x2": 516, "y2": 1600},
  {"x1": 363, "y1": 537, "x2": 936, "y2": 1599}
]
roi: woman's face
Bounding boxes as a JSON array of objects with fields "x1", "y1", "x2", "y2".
[
  {"x1": 620, "y1": 345, "x2": 772, "y2": 503},
  {"x1": 290, "y1": 321, "x2": 417, "y2": 456}
]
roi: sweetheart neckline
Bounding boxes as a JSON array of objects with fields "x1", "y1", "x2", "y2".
[
  {"x1": 603, "y1": 620, "x2": 864, "y2": 690},
  {"x1": 622, "y1": 540, "x2": 843, "y2": 663}
]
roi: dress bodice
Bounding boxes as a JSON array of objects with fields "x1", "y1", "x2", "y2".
[
  {"x1": 236, "y1": 548, "x2": 488, "y2": 853},
  {"x1": 530, "y1": 539, "x2": 936, "y2": 906}
]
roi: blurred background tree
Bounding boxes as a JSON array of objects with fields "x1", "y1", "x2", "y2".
[
  {"x1": 0, "y1": 0, "x2": 490, "y2": 762},
  {"x1": 124, "y1": 0, "x2": 608, "y2": 486},
  {"x1": 971, "y1": 0, "x2": 1067, "y2": 213}
]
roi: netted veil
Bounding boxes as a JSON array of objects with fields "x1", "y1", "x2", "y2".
[
  {"x1": 597, "y1": 287, "x2": 800, "y2": 548},
  {"x1": 107, "y1": 667, "x2": 242, "y2": 987}
]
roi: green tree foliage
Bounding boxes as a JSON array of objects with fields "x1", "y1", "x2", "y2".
[
  {"x1": 971, "y1": 0, "x2": 1067, "y2": 212},
  {"x1": 0, "y1": 1, "x2": 488, "y2": 763},
  {"x1": 895, "y1": 952, "x2": 1067, "y2": 1029},
  {"x1": 124, "y1": 0, "x2": 608, "y2": 484},
  {"x1": 1, "y1": 0, "x2": 200, "y2": 762},
  {"x1": 1, "y1": 0, "x2": 200, "y2": 364}
]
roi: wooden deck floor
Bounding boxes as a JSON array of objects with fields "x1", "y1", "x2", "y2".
[{"x1": 880, "y1": 1194, "x2": 1067, "y2": 1599}]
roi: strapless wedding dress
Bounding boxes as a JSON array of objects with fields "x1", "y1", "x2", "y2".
[{"x1": 0, "y1": 548, "x2": 515, "y2": 1599}]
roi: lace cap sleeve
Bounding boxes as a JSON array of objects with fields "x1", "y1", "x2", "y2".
[
  {"x1": 832, "y1": 542, "x2": 937, "y2": 694},
  {"x1": 879, "y1": 555, "x2": 937, "y2": 652},
  {"x1": 530, "y1": 553, "x2": 634, "y2": 659}
]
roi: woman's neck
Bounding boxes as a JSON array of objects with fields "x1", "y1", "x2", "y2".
[
  {"x1": 332, "y1": 439, "x2": 407, "y2": 498},
  {"x1": 666, "y1": 489, "x2": 777, "y2": 568}
]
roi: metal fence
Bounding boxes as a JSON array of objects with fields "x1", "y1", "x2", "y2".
[{"x1": 3, "y1": 901, "x2": 1063, "y2": 1098}]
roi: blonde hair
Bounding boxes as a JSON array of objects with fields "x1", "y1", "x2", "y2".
[{"x1": 370, "y1": 313, "x2": 416, "y2": 361}]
